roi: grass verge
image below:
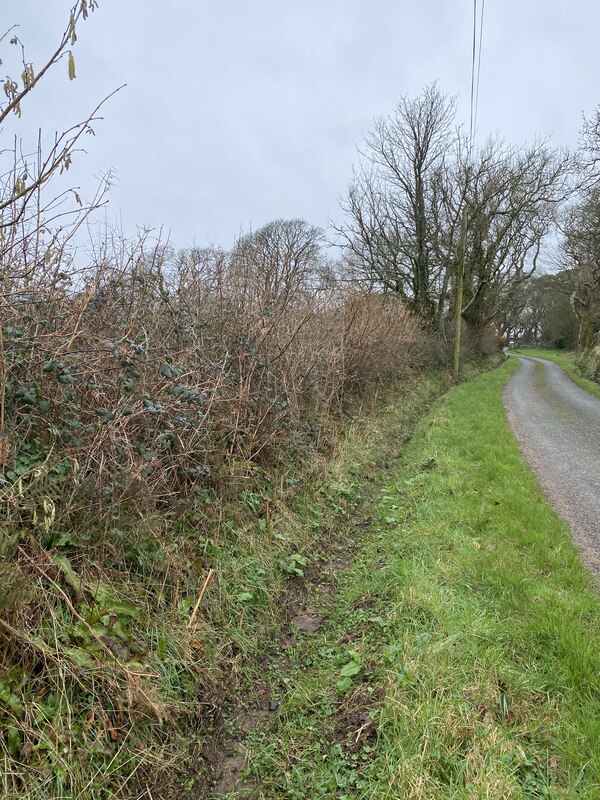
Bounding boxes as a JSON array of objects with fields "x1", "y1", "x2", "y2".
[
  {"x1": 240, "y1": 358, "x2": 600, "y2": 799},
  {"x1": 512, "y1": 348, "x2": 600, "y2": 400}
]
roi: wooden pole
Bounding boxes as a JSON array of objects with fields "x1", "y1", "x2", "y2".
[{"x1": 453, "y1": 204, "x2": 468, "y2": 379}]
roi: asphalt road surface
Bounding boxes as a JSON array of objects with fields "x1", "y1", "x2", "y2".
[{"x1": 504, "y1": 355, "x2": 600, "y2": 572}]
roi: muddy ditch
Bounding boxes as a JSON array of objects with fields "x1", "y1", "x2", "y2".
[{"x1": 198, "y1": 519, "x2": 376, "y2": 797}]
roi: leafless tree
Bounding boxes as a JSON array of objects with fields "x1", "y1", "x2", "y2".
[
  {"x1": 335, "y1": 84, "x2": 456, "y2": 321},
  {"x1": 451, "y1": 138, "x2": 572, "y2": 338},
  {"x1": 337, "y1": 86, "x2": 570, "y2": 351},
  {"x1": 229, "y1": 218, "x2": 325, "y2": 311}
]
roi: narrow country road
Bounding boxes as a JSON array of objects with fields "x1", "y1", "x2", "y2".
[{"x1": 504, "y1": 355, "x2": 600, "y2": 572}]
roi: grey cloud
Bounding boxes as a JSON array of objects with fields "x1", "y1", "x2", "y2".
[{"x1": 7, "y1": 0, "x2": 600, "y2": 247}]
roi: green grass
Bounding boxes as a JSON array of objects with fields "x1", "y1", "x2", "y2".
[
  {"x1": 512, "y1": 348, "x2": 600, "y2": 400},
  {"x1": 241, "y1": 359, "x2": 600, "y2": 799}
]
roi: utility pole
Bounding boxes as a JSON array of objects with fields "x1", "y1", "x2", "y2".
[{"x1": 452, "y1": 201, "x2": 468, "y2": 378}]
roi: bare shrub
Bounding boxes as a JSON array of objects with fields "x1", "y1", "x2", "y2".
[
  {"x1": 0, "y1": 211, "x2": 424, "y2": 796},
  {"x1": 1, "y1": 218, "x2": 424, "y2": 544},
  {"x1": 340, "y1": 292, "x2": 420, "y2": 386}
]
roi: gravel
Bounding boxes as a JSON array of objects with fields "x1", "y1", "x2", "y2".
[{"x1": 504, "y1": 355, "x2": 600, "y2": 574}]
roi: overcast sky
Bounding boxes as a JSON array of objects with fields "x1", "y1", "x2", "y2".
[{"x1": 6, "y1": 1, "x2": 600, "y2": 249}]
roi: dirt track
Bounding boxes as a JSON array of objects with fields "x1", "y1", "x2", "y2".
[{"x1": 504, "y1": 355, "x2": 600, "y2": 574}]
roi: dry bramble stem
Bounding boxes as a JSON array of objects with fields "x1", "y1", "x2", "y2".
[{"x1": 188, "y1": 568, "x2": 215, "y2": 628}]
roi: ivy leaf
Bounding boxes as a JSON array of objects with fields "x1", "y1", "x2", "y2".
[
  {"x1": 15, "y1": 387, "x2": 35, "y2": 405},
  {"x1": 143, "y1": 399, "x2": 163, "y2": 415},
  {"x1": 94, "y1": 408, "x2": 115, "y2": 422},
  {"x1": 159, "y1": 362, "x2": 175, "y2": 379},
  {"x1": 43, "y1": 360, "x2": 61, "y2": 373}
]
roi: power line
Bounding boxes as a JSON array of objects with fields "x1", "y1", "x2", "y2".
[
  {"x1": 468, "y1": 0, "x2": 486, "y2": 150},
  {"x1": 474, "y1": 0, "x2": 486, "y2": 143},
  {"x1": 469, "y1": 0, "x2": 478, "y2": 149}
]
